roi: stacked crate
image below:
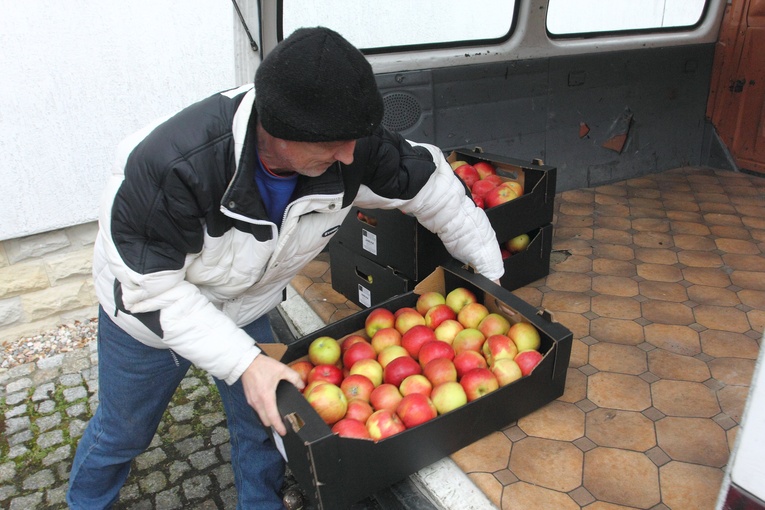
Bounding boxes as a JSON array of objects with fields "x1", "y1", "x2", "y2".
[{"x1": 329, "y1": 149, "x2": 557, "y2": 307}]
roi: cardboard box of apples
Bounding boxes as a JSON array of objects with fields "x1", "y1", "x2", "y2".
[
  {"x1": 446, "y1": 149, "x2": 556, "y2": 243},
  {"x1": 273, "y1": 260, "x2": 572, "y2": 509}
]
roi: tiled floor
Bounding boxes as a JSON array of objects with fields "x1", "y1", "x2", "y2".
[{"x1": 290, "y1": 166, "x2": 765, "y2": 510}]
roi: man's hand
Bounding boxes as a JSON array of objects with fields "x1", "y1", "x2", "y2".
[{"x1": 240, "y1": 354, "x2": 305, "y2": 436}]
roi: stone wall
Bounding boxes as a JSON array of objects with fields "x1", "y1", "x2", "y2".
[{"x1": 0, "y1": 222, "x2": 99, "y2": 344}]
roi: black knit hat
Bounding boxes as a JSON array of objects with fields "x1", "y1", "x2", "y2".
[{"x1": 255, "y1": 27, "x2": 384, "y2": 142}]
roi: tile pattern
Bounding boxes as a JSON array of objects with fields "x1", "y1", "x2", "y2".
[{"x1": 290, "y1": 167, "x2": 764, "y2": 510}]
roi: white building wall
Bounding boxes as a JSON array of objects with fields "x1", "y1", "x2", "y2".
[
  {"x1": 0, "y1": 0, "x2": 239, "y2": 241},
  {"x1": 0, "y1": 0, "x2": 246, "y2": 342}
]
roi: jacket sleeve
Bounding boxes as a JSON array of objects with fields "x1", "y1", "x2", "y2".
[
  {"x1": 103, "y1": 108, "x2": 263, "y2": 385},
  {"x1": 350, "y1": 131, "x2": 505, "y2": 281}
]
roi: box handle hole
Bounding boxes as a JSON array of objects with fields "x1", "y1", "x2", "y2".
[{"x1": 285, "y1": 412, "x2": 305, "y2": 433}]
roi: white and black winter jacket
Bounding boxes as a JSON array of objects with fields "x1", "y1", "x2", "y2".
[{"x1": 92, "y1": 84, "x2": 504, "y2": 385}]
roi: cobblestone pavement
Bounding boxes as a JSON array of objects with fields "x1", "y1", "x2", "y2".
[{"x1": 0, "y1": 337, "x2": 329, "y2": 510}]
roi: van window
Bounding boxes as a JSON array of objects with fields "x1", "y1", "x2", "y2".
[
  {"x1": 280, "y1": 0, "x2": 516, "y2": 51},
  {"x1": 546, "y1": 0, "x2": 707, "y2": 36}
]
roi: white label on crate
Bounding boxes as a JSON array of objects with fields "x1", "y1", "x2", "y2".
[
  {"x1": 362, "y1": 229, "x2": 377, "y2": 255},
  {"x1": 358, "y1": 284, "x2": 372, "y2": 308},
  {"x1": 271, "y1": 428, "x2": 288, "y2": 462}
]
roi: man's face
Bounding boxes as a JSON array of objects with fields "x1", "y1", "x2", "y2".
[{"x1": 265, "y1": 138, "x2": 357, "y2": 177}]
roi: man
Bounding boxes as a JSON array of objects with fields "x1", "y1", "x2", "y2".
[{"x1": 67, "y1": 26, "x2": 504, "y2": 509}]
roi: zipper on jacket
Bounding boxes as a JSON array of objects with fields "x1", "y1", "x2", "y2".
[{"x1": 169, "y1": 349, "x2": 180, "y2": 367}]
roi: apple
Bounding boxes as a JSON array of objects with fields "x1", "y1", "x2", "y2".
[
  {"x1": 473, "y1": 195, "x2": 485, "y2": 209},
  {"x1": 450, "y1": 159, "x2": 469, "y2": 170},
  {"x1": 303, "y1": 380, "x2": 327, "y2": 396},
  {"x1": 433, "y1": 319, "x2": 464, "y2": 345},
  {"x1": 452, "y1": 328, "x2": 486, "y2": 355},
  {"x1": 460, "y1": 367, "x2": 499, "y2": 402},
  {"x1": 340, "y1": 374, "x2": 375, "y2": 402},
  {"x1": 482, "y1": 334, "x2": 519, "y2": 366},
  {"x1": 508, "y1": 322, "x2": 542, "y2": 352},
  {"x1": 377, "y1": 345, "x2": 410, "y2": 369},
  {"x1": 470, "y1": 179, "x2": 497, "y2": 199},
  {"x1": 506, "y1": 233, "x2": 531, "y2": 254},
  {"x1": 418, "y1": 340, "x2": 455, "y2": 368},
  {"x1": 515, "y1": 349, "x2": 544, "y2": 376},
  {"x1": 307, "y1": 364, "x2": 343, "y2": 386},
  {"x1": 478, "y1": 313, "x2": 511, "y2": 338},
  {"x1": 349, "y1": 358, "x2": 384, "y2": 387},
  {"x1": 481, "y1": 174, "x2": 504, "y2": 188},
  {"x1": 332, "y1": 418, "x2": 372, "y2": 439},
  {"x1": 394, "y1": 308, "x2": 426, "y2": 335},
  {"x1": 396, "y1": 393, "x2": 437, "y2": 428},
  {"x1": 456, "y1": 302, "x2": 490, "y2": 329},
  {"x1": 370, "y1": 383, "x2": 403, "y2": 412},
  {"x1": 394, "y1": 306, "x2": 419, "y2": 318},
  {"x1": 415, "y1": 291, "x2": 446, "y2": 316},
  {"x1": 308, "y1": 336, "x2": 341, "y2": 366},
  {"x1": 473, "y1": 161, "x2": 497, "y2": 179},
  {"x1": 424, "y1": 303, "x2": 457, "y2": 329},
  {"x1": 371, "y1": 327, "x2": 402, "y2": 354},
  {"x1": 398, "y1": 374, "x2": 433, "y2": 398},
  {"x1": 345, "y1": 397, "x2": 374, "y2": 423},
  {"x1": 445, "y1": 287, "x2": 478, "y2": 314},
  {"x1": 401, "y1": 325, "x2": 438, "y2": 359},
  {"x1": 423, "y1": 357, "x2": 458, "y2": 386},
  {"x1": 503, "y1": 180, "x2": 523, "y2": 197},
  {"x1": 453, "y1": 350, "x2": 488, "y2": 379},
  {"x1": 501, "y1": 247, "x2": 512, "y2": 259},
  {"x1": 383, "y1": 355, "x2": 422, "y2": 387},
  {"x1": 491, "y1": 358, "x2": 523, "y2": 386},
  {"x1": 305, "y1": 382, "x2": 347, "y2": 425},
  {"x1": 288, "y1": 360, "x2": 314, "y2": 385},
  {"x1": 366, "y1": 409, "x2": 406, "y2": 441},
  {"x1": 431, "y1": 381, "x2": 468, "y2": 415},
  {"x1": 340, "y1": 335, "x2": 369, "y2": 356},
  {"x1": 484, "y1": 183, "x2": 518, "y2": 209},
  {"x1": 365, "y1": 308, "x2": 396, "y2": 338},
  {"x1": 453, "y1": 164, "x2": 480, "y2": 189},
  {"x1": 343, "y1": 341, "x2": 377, "y2": 370}
]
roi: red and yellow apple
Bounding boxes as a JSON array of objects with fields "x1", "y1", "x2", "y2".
[
  {"x1": 424, "y1": 303, "x2": 457, "y2": 329},
  {"x1": 456, "y1": 302, "x2": 490, "y2": 329},
  {"x1": 453, "y1": 350, "x2": 488, "y2": 379},
  {"x1": 398, "y1": 374, "x2": 433, "y2": 398},
  {"x1": 445, "y1": 287, "x2": 478, "y2": 314},
  {"x1": 454, "y1": 163, "x2": 480, "y2": 189},
  {"x1": 370, "y1": 327, "x2": 402, "y2": 354},
  {"x1": 307, "y1": 364, "x2": 343, "y2": 386},
  {"x1": 515, "y1": 349, "x2": 544, "y2": 376},
  {"x1": 452, "y1": 328, "x2": 486, "y2": 355},
  {"x1": 366, "y1": 409, "x2": 406, "y2": 440},
  {"x1": 418, "y1": 340, "x2": 455, "y2": 368},
  {"x1": 365, "y1": 308, "x2": 396, "y2": 338},
  {"x1": 345, "y1": 397, "x2": 374, "y2": 423},
  {"x1": 491, "y1": 358, "x2": 523, "y2": 386},
  {"x1": 332, "y1": 418, "x2": 372, "y2": 439},
  {"x1": 401, "y1": 325, "x2": 437, "y2": 359},
  {"x1": 383, "y1": 355, "x2": 422, "y2": 387},
  {"x1": 473, "y1": 161, "x2": 497, "y2": 179},
  {"x1": 415, "y1": 291, "x2": 446, "y2": 316},
  {"x1": 349, "y1": 358, "x2": 383, "y2": 387},
  {"x1": 394, "y1": 308, "x2": 426, "y2": 335},
  {"x1": 506, "y1": 233, "x2": 531, "y2": 254},
  {"x1": 396, "y1": 393, "x2": 437, "y2": 428},
  {"x1": 369, "y1": 383, "x2": 403, "y2": 412},
  {"x1": 308, "y1": 336, "x2": 341, "y2": 366},
  {"x1": 433, "y1": 319, "x2": 464, "y2": 345},
  {"x1": 482, "y1": 334, "x2": 519, "y2": 366},
  {"x1": 478, "y1": 313, "x2": 511, "y2": 338},
  {"x1": 484, "y1": 183, "x2": 518, "y2": 209},
  {"x1": 340, "y1": 373, "x2": 375, "y2": 402},
  {"x1": 305, "y1": 382, "x2": 347, "y2": 425},
  {"x1": 431, "y1": 381, "x2": 468, "y2": 415},
  {"x1": 423, "y1": 357, "x2": 458, "y2": 386},
  {"x1": 460, "y1": 367, "x2": 499, "y2": 402},
  {"x1": 288, "y1": 360, "x2": 314, "y2": 385},
  {"x1": 377, "y1": 345, "x2": 410, "y2": 369},
  {"x1": 508, "y1": 322, "x2": 541, "y2": 352}
]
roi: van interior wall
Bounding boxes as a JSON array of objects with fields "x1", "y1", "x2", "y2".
[{"x1": 377, "y1": 43, "x2": 721, "y2": 192}]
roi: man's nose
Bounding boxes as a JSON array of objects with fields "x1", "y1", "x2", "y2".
[{"x1": 334, "y1": 140, "x2": 356, "y2": 165}]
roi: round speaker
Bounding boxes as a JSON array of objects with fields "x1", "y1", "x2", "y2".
[{"x1": 382, "y1": 92, "x2": 422, "y2": 132}]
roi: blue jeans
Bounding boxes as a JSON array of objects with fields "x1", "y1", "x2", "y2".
[{"x1": 67, "y1": 306, "x2": 285, "y2": 509}]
